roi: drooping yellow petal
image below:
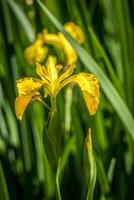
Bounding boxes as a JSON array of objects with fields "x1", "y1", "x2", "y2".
[
  {"x1": 15, "y1": 93, "x2": 35, "y2": 120},
  {"x1": 59, "y1": 73, "x2": 100, "y2": 115},
  {"x1": 15, "y1": 78, "x2": 43, "y2": 120},
  {"x1": 16, "y1": 78, "x2": 42, "y2": 95},
  {"x1": 64, "y1": 22, "x2": 85, "y2": 44},
  {"x1": 73, "y1": 73, "x2": 100, "y2": 115}
]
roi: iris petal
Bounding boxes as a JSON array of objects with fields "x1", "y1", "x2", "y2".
[
  {"x1": 59, "y1": 72, "x2": 100, "y2": 115},
  {"x1": 15, "y1": 93, "x2": 34, "y2": 120},
  {"x1": 15, "y1": 78, "x2": 42, "y2": 120}
]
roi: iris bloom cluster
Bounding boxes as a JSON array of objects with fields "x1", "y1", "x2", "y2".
[
  {"x1": 15, "y1": 22, "x2": 100, "y2": 120},
  {"x1": 24, "y1": 22, "x2": 85, "y2": 65},
  {"x1": 15, "y1": 55, "x2": 99, "y2": 120}
]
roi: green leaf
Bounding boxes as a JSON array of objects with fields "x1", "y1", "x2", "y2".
[
  {"x1": 83, "y1": 129, "x2": 97, "y2": 200},
  {"x1": 95, "y1": 154, "x2": 110, "y2": 195},
  {"x1": 88, "y1": 27, "x2": 124, "y2": 98},
  {"x1": 56, "y1": 136, "x2": 76, "y2": 200},
  {"x1": 43, "y1": 109, "x2": 59, "y2": 171},
  {"x1": 0, "y1": 162, "x2": 10, "y2": 200},
  {"x1": 56, "y1": 159, "x2": 62, "y2": 200},
  {"x1": 7, "y1": 0, "x2": 35, "y2": 42},
  {"x1": 3, "y1": 101, "x2": 19, "y2": 147},
  {"x1": 37, "y1": 0, "x2": 134, "y2": 140},
  {"x1": 43, "y1": 101, "x2": 63, "y2": 171}
]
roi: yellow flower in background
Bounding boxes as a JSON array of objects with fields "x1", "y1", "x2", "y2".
[
  {"x1": 42, "y1": 29, "x2": 62, "y2": 49},
  {"x1": 15, "y1": 55, "x2": 100, "y2": 120},
  {"x1": 64, "y1": 22, "x2": 85, "y2": 45},
  {"x1": 24, "y1": 22, "x2": 85, "y2": 65},
  {"x1": 24, "y1": 33, "x2": 48, "y2": 65},
  {"x1": 43, "y1": 22, "x2": 85, "y2": 64}
]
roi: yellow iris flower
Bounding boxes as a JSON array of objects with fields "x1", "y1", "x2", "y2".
[
  {"x1": 24, "y1": 22, "x2": 85, "y2": 65},
  {"x1": 43, "y1": 22, "x2": 85, "y2": 64},
  {"x1": 15, "y1": 55, "x2": 100, "y2": 120},
  {"x1": 24, "y1": 33, "x2": 48, "y2": 65}
]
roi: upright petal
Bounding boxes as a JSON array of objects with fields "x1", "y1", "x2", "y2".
[
  {"x1": 54, "y1": 63, "x2": 76, "y2": 96},
  {"x1": 36, "y1": 63, "x2": 50, "y2": 83},
  {"x1": 59, "y1": 73, "x2": 100, "y2": 115},
  {"x1": 36, "y1": 60, "x2": 58, "y2": 97},
  {"x1": 57, "y1": 63, "x2": 76, "y2": 85},
  {"x1": 46, "y1": 55, "x2": 58, "y2": 82}
]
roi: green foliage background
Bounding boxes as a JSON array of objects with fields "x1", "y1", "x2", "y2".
[{"x1": 0, "y1": 0, "x2": 134, "y2": 199}]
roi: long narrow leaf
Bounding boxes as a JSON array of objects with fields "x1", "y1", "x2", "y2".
[
  {"x1": 7, "y1": 0, "x2": 35, "y2": 42},
  {"x1": 0, "y1": 162, "x2": 10, "y2": 200},
  {"x1": 84, "y1": 129, "x2": 97, "y2": 200}
]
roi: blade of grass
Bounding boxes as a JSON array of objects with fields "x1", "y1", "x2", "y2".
[
  {"x1": 56, "y1": 136, "x2": 76, "y2": 200},
  {"x1": 84, "y1": 129, "x2": 97, "y2": 200},
  {"x1": 94, "y1": 111, "x2": 108, "y2": 151},
  {"x1": 88, "y1": 27, "x2": 124, "y2": 98},
  {"x1": 66, "y1": 0, "x2": 91, "y2": 52},
  {"x1": 37, "y1": 0, "x2": 134, "y2": 139},
  {"x1": 56, "y1": 159, "x2": 62, "y2": 200},
  {"x1": 20, "y1": 119, "x2": 32, "y2": 172},
  {"x1": 100, "y1": 0, "x2": 124, "y2": 84},
  {"x1": 3, "y1": 101, "x2": 19, "y2": 147},
  {"x1": 95, "y1": 154, "x2": 110, "y2": 195},
  {"x1": 107, "y1": 158, "x2": 116, "y2": 183},
  {"x1": 112, "y1": 0, "x2": 133, "y2": 109},
  {"x1": 65, "y1": 87, "x2": 73, "y2": 138},
  {"x1": 0, "y1": 162, "x2": 10, "y2": 200},
  {"x1": 7, "y1": 0, "x2": 35, "y2": 42}
]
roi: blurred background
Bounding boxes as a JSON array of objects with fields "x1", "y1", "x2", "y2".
[{"x1": 0, "y1": 0, "x2": 134, "y2": 199}]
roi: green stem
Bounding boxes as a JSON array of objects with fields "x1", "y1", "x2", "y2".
[
  {"x1": 50, "y1": 97, "x2": 57, "y2": 118},
  {"x1": 49, "y1": 98, "x2": 61, "y2": 200},
  {"x1": 50, "y1": 164, "x2": 61, "y2": 200},
  {"x1": 55, "y1": 167, "x2": 62, "y2": 200},
  {"x1": 86, "y1": 155, "x2": 96, "y2": 200},
  {"x1": 38, "y1": 98, "x2": 51, "y2": 110}
]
